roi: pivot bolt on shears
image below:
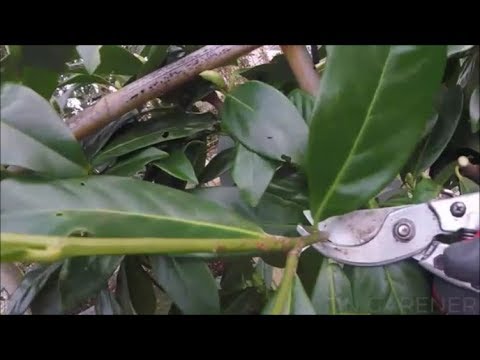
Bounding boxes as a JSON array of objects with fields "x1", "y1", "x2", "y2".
[{"x1": 297, "y1": 192, "x2": 480, "y2": 294}]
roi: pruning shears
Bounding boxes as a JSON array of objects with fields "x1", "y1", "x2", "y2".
[{"x1": 297, "y1": 191, "x2": 480, "y2": 294}]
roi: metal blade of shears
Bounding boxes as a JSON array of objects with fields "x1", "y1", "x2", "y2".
[{"x1": 298, "y1": 202, "x2": 441, "y2": 266}]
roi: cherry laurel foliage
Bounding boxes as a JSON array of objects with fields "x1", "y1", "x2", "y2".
[{"x1": 1, "y1": 45, "x2": 477, "y2": 315}]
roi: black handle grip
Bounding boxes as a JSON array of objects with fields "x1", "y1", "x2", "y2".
[{"x1": 440, "y1": 238, "x2": 480, "y2": 287}]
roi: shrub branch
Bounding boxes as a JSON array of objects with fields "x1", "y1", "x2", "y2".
[
  {"x1": 68, "y1": 45, "x2": 261, "y2": 140},
  {"x1": 268, "y1": 243, "x2": 304, "y2": 314},
  {"x1": 1, "y1": 231, "x2": 327, "y2": 263},
  {"x1": 280, "y1": 45, "x2": 320, "y2": 96}
]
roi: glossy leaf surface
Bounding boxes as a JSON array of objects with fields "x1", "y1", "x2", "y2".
[
  {"x1": 262, "y1": 274, "x2": 316, "y2": 315},
  {"x1": 76, "y1": 46, "x2": 102, "y2": 74},
  {"x1": 0, "y1": 83, "x2": 89, "y2": 178},
  {"x1": 22, "y1": 67, "x2": 59, "y2": 100},
  {"x1": 447, "y1": 45, "x2": 475, "y2": 58},
  {"x1": 58, "y1": 73, "x2": 112, "y2": 87},
  {"x1": 29, "y1": 270, "x2": 62, "y2": 314},
  {"x1": 6, "y1": 263, "x2": 62, "y2": 315},
  {"x1": 137, "y1": 45, "x2": 168, "y2": 77},
  {"x1": 311, "y1": 260, "x2": 355, "y2": 314},
  {"x1": 95, "y1": 289, "x2": 122, "y2": 315},
  {"x1": 192, "y1": 186, "x2": 306, "y2": 236},
  {"x1": 199, "y1": 147, "x2": 236, "y2": 183},
  {"x1": 92, "y1": 111, "x2": 216, "y2": 165},
  {"x1": 266, "y1": 171, "x2": 310, "y2": 208},
  {"x1": 222, "y1": 81, "x2": 309, "y2": 165},
  {"x1": 348, "y1": 261, "x2": 431, "y2": 314},
  {"x1": 152, "y1": 149, "x2": 198, "y2": 184},
  {"x1": 4, "y1": 46, "x2": 75, "y2": 99},
  {"x1": 150, "y1": 256, "x2": 220, "y2": 314},
  {"x1": 470, "y1": 87, "x2": 479, "y2": 133},
  {"x1": 232, "y1": 144, "x2": 277, "y2": 207},
  {"x1": 307, "y1": 45, "x2": 447, "y2": 222},
  {"x1": 59, "y1": 255, "x2": 123, "y2": 311},
  {"x1": 106, "y1": 147, "x2": 168, "y2": 176},
  {"x1": 123, "y1": 256, "x2": 157, "y2": 314},
  {"x1": 95, "y1": 46, "x2": 143, "y2": 76},
  {"x1": 408, "y1": 85, "x2": 464, "y2": 176},
  {"x1": 411, "y1": 177, "x2": 442, "y2": 204},
  {"x1": 288, "y1": 89, "x2": 315, "y2": 125},
  {"x1": 1, "y1": 176, "x2": 265, "y2": 239}
]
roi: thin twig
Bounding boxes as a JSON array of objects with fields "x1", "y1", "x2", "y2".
[{"x1": 267, "y1": 242, "x2": 305, "y2": 315}]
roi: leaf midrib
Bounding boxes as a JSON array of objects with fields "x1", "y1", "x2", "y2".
[
  {"x1": 4, "y1": 208, "x2": 263, "y2": 238},
  {"x1": 385, "y1": 267, "x2": 404, "y2": 314},
  {"x1": 313, "y1": 48, "x2": 393, "y2": 222},
  {"x1": 1, "y1": 121, "x2": 86, "y2": 172}
]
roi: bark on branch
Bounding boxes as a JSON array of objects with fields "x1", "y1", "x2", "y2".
[
  {"x1": 68, "y1": 45, "x2": 261, "y2": 140},
  {"x1": 280, "y1": 45, "x2": 321, "y2": 96}
]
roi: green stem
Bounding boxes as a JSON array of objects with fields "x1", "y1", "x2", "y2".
[
  {"x1": 269, "y1": 244, "x2": 303, "y2": 315},
  {"x1": 0, "y1": 231, "x2": 327, "y2": 263}
]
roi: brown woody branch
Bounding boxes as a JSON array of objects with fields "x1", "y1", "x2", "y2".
[
  {"x1": 280, "y1": 45, "x2": 320, "y2": 96},
  {"x1": 68, "y1": 45, "x2": 261, "y2": 140}
]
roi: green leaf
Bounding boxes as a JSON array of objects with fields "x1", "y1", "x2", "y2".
[
  {"x1": 232, "y1": 144, "x2": 277, "y2": 207},
  {"x1": 199, "y1": 147, "x2": 236, "y2": 184},
  {"x1": 184, "y1": 140, "x2": 207, "y2": 178},
  {"x1": 59, "y1": 255, "x2": 123, "y2": 312},
  {"x1": 58, "y1": 73, "x2": 112, "y2": 87},
  {"x1": 152, "y1": 149, "x2": 199, "y2": 184},
  {"x1": 470, "y1": 87, "x2": 479, "y2": 133},
  {"x1": 349, "y1": 261, "x2": 431, "y2": 314},
  {"x1": 22, "y1": 67, "x2": 59, "y2": 100},
  {"x1": 95, "y1": 46, "x2": 144, "y2": 76},
  {"x1": 20, "y1": 45, "x2": 75, "y2": 73},
  {"x1": 199, "y1": 70, "x2": 227, "y2": 90},
  {"x1": 447, "y1": 45, "x2": 475, "y2": 58},
  {"x1": 123, "y1": 256, "x2": 157, "y2": 314},
  {"x1": 411, "y1": 177, "x2": 442, "y2": 204},
  {"x1": 296, "y1": 246, "x2": 324, "y2": 296},
  {"x1": 137, "y1": 45, "x2": 169, "y2": 78},
  {"x1": 311, "y1": 260, "x2": 355, "y2": 314},
  {"x1": 92, "y1": 111, "x2": 216, "y2": 165},
  {"x1": 432, "y1": 161, "x2": 457, "y2": 187},
  {"x1": 1, "y1": 176, "x2": 264, "y2": 239},
  {"x1": 95, "y1": 289, "x2": 123, "y2": 315},
  {"x1": 150, "y1": 256, "x2": 220, "y2": 314},
  {"x1": 191, "y1": 186, "x2": 306, "y2": 236},
  {"x1": 408, "y1": 85, "x2": 464, "y2": 176},
  {"x1": 307, "y1": 45, "x2": 447, "y2": 223},
  {"x1": 458, "y1": 173, "x2": 479, "y2": 194},
  {"x1": 266, "y1": 170, "x2": 310, "y2": 209},
  {"x1": 76, "y1": 46, "x2": 102, "y2": 74},
  {"x1": 222, "y1": 81, "x2": 309, "y2": 165},
  {"x1": 6, "y1": 263, "x2": 62, "y2": 315},
  {"x1": 262, "y1": 274, "x2": 316, "y2": 315},
  {"x1": 223, "y1": 287, "x2": 266, "y2": 314},
  {"x1": 0, "y1": 83, "x2": 90, "y2": 178},
  {"x1": 105, "y1": 147, "x2": 169, "y2": 176},
  {"x1": 81, "y1": 111, "x2": 137, "y2": 160},
  {"x1": 29, "y1": 270, "x2": 62, "y2": 315},
  {"x1": 115, "y1": 260, "x2": 136, "y2": 314},
  {"x1": 288, "y1": 89, "x2": 315, "y2": 125},
  {"x1": 449, "y1": 112, "x2": 480, "y2": 153}
]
